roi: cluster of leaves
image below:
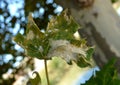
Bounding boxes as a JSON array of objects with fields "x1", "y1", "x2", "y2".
[
  {"x1": 14, "y1": 9, "x2": 94, "y2": 68},
  {"x1": 82, "y1": 58, "x2": 120, "y2": 85}
]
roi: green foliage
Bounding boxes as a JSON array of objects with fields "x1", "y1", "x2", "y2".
[
  {"x1": 82, "y1": 58, "x2": 120, "y2": 85},
  {"x1": 14, "y1": 10, "x2": 94, "y2": 68}
]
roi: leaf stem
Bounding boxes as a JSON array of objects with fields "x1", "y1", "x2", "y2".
[{"x1": 44, "y1": 59, "x2": 50, "y2": 85}]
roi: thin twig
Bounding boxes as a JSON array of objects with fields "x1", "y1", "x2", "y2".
[{"x1": 44, "y1": 59, "x2": 50, "y2": 85}]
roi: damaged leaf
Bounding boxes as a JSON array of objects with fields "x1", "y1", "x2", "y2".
[
  {"x1": 46, "y1": 9, "x2": 80, "y2": 40},
  {"x1": 13, "y1": 10, "x2": 94, "y2": 68},
  {"x1": 13, "y1": 13, "x2": 50, "y2": 59},
  {"x1": 47, "y1": 9, "x2": 94, "y2": 67}
]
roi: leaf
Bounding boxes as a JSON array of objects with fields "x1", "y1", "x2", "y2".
[
  {"x1": 82, "y1": 58, "x2": 120, "y2": 85},
  {"x1": 13, "y1": 13, "x2": 50, "y2": 59},
  {"x1": 26, "y1": 13, "x2": 44, "y2": 40},
  {"x1": 13, "y1": 10, "x2": 94, "y2": 68},
  {"x1": 75, "y1": 55, "x2": 93, "y2": 67},
  {"x1": 13, "y1": 33, "x2": 25, "y2": 47},
  {"x1": 46, "y1": 9, "x2": 80, "y2": 40},
  {"x1": 48, "y1": 39, "x2": 94, "y2": 67},
  {"x1": 46, "y1": 9, "x2": 94, "y2": 67},
  {"x1": 86, "y1": 47, "x2": 94, "y2": 60},
  {"x1": 28, "y1": 71, "x2": 41, "y2": 85}
]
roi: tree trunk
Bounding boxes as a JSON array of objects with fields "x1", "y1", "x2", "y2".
[{"x1": 55, "y1": 0, "x2": 120, "y2": 72}]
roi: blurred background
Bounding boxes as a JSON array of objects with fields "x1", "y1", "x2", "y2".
[{"x1": 0, "y1": 0, "x2": 120, "y2": 85}]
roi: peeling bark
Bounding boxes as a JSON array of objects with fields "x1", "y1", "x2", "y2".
[{"x1": 55, "y1": 0, "x2": 120, "y2": 72}]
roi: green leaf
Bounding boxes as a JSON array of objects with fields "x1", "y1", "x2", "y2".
[
  {"x1": 46, "y1": 9, "x2": 94, "y2": 67},
  {"x1": 82, "y1": 58, "x2": 120, "y2": 85},
  {"x1": 46, "y1": 9, "x2": 80, "y2": 40},
  {"x1": 75, "y1": 55, "x2": 93, "y2": 67},
  {"x1": 29, "y1": 71, "x2": 41, "y2": 85},
  {"x1": 13, "y1": 33, "x2": 25, "y2": 47},
  {"x1": 13, "y1": 13, "x2": 50, "y2": 59},
  {"x1": 26, "y1": 13, "x2": 44, "y2": 40},
  {"x1": 86, "y1": 47, "x2": 94, "y2": 60},
  {"x1": 13, "y1": 10, "x2": 94, "y2": 68}
]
